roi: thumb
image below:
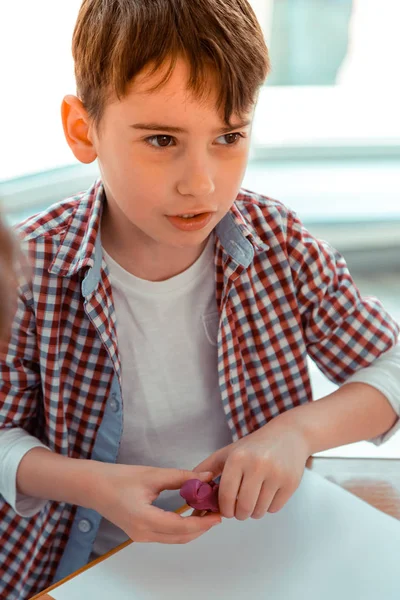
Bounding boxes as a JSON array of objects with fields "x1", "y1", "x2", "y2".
[
  {"x1": 192, "y1": 446, "x2": 230, "y2": 477},
  {"x1": 154, "y1": 468, "x2": 214, "y2": 493}
]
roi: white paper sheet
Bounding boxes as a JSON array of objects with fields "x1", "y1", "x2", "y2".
[{"x1": 52, "y1": 470, "x2": 400, "y2": 599}]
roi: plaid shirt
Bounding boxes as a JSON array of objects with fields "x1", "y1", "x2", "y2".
[{"x1": 0, "y1": 180, "x2": 398, "y2": 599}]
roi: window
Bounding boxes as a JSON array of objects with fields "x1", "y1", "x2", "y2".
[
  {"x1": 252, "y1": 0, "x2": 400, "y2": 156},
  {"x1": 0, "y1": 1, "x2": 83, "y2": 181}
]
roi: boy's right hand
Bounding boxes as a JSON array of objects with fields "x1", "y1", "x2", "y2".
[{"x1": 89, "y1": 464, "x2": 221, "y2": 544}]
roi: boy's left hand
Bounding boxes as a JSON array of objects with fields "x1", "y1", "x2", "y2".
[{"x1": 193, "y1": 418, "x2": 310, "y2": 520}]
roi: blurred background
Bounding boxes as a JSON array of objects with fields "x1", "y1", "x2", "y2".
[{"x1": 0, "y1": 0, "x2": 399, "y2": 457}]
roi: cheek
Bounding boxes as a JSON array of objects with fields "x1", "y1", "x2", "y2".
[
  {"x1": 218, "y1": 154, "x2": 248, "y2": 188},
  {"x1": 103, "y1": 145, "x2": 163, "y2": 191}
]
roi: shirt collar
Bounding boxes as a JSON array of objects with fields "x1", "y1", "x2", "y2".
[
  {"x1": 216, "y1": 195, "x2": 270, "y2": 267},
  {"x1": 49, "y1": 181, "x2": 269, "y2": 278},
  {"x1": 49, "y1": 179, "x2": 104, "y2": 278}
]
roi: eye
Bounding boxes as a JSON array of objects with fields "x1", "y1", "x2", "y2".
[
  {"x1": 146, "y1": 135, "x2": 176, "y2": 148},
  {"x1": 216, "y1": 132, "x2": 244, "y2": 146}
]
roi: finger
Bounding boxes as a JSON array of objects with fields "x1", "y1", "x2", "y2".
[
  {"x1": 144, "y1": 505, "x2": 221, "y2": 535},
  {"x1": 155, "y1": 468, "x2": 214, "y2": 493},
  {"x1": 268, "y1": 487, "x2": 293, "y2": 514},
  {"x1": 218, "y1": 461, "x2": 243, "y2": 518},
  {"x1": 192, "y1": 445, "x2": 231, "y2": 477},
  {"x1": 234, "y1": 474, "x2": 264, "y2": 521},
  {"x1": 251, "y1": 481, "x2": 277, "y2": 519}
]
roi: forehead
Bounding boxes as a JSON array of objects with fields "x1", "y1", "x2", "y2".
[{"x1": 107, "y1": 58, "x2": 252, "y2": 128}]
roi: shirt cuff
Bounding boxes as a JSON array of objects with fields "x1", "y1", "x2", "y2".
[
  {"x1": 0, "y1": 428, "x2": 50, "y2": 517},
  {"x1": 344, "y1": 342, "x2": 400, "y2": 446}
]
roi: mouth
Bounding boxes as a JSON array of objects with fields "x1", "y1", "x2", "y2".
[
  {"x1": 178, "y1": 214, "x2": 201, "y2": 219},
  {"x1": 170, "y1": 210, "x2": 215, "y2": 218},
  {"x1": 166, "y1": 211, "x2": 215, "y2": 231}
]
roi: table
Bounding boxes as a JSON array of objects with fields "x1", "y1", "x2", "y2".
[{"x1": 32, "y1": 456, "x2": 400, "y2": 600}]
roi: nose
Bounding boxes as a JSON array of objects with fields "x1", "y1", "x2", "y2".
[{"x1": 177, "y1": 157, "x2": 216, "y2": 198}]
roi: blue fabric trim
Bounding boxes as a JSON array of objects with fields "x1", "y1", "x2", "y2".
[
  {"x1": 82, "y1": 234, "x2": 103, "y2": 297},
  {"x1": 216, "y1": 212, "x2": 255, "y2": 267},
  {"x1": 54, "y1": 373, "x2": 122, "y2": 581}
]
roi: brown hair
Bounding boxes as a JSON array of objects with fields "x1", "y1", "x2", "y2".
[{"x1": 72, "y1": 0, "x2": 270, "y2": 128}]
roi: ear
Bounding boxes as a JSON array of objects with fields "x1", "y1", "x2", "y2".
[{"x1": 61, "y1": 95, "x2": 97, "y2": 164}]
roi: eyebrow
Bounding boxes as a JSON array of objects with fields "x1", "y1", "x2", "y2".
[{"x1": 130, "y1": 120, "x2": 252, "y2": 134}]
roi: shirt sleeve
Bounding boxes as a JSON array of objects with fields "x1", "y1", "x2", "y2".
[
  {"x1": 0, "y1": 427, "x2": 50, "y2": 516},
  {"x1": 343, "y1": 342, "x2": 400, "y2": 445},
  {"x1": 0, "y1": 272, "x2": 43, "y2": 435},
  {"x1": 285, "y1": 210, "x2": 399, "y2": 383},
  {"x1": 0, "y1": 269, "x2": 49, "y2": 516}
]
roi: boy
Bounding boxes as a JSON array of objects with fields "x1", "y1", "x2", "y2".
[{"x1": 1, "y1": 1, "x2": 400, "y2": 598}]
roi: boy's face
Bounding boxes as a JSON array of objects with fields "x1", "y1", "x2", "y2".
[{"x1": 86, "y1": 58, "x2": 253, "y2": 255}]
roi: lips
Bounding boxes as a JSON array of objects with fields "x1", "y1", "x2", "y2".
[{"x1": 166, "y1": 212, "x2": 214, "y2": 232}]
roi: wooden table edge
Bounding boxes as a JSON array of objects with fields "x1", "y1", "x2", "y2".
[{"x1": 30, "y1": 504, "x2": 189, "y2": 600}]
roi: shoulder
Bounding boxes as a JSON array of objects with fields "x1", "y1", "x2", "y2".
[
  {"x1": 234, "y1": 189, "x2": 337, "y2": 271},
  {"x1": 235, "y1": 188, "x2": 303, "y2": 245},
  {"x1": 15, "y1": 192, "x2": 88, "y2": 243},
  {"x1": 236, "y1": 188, "x2": 293, "y2": 218},
  {"x1": 13, "y1": 180, "x2": 103, "y2": 277}
]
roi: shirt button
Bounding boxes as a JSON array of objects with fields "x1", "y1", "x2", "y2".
[
  {"x1": 78, "y1": 519, "x2": 92, "y2": 534},
  {"x1": 109, "y1": 395, "x2": 120, "y2": 413}
]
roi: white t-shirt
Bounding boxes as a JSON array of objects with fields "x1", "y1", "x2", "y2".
[{"x1": 92, "y1": 235, "x2": 232, "y2": 556}]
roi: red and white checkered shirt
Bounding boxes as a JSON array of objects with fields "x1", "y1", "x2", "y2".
[{"x1": 0, "y1": 180, "x2": 398, "y2": 599}]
